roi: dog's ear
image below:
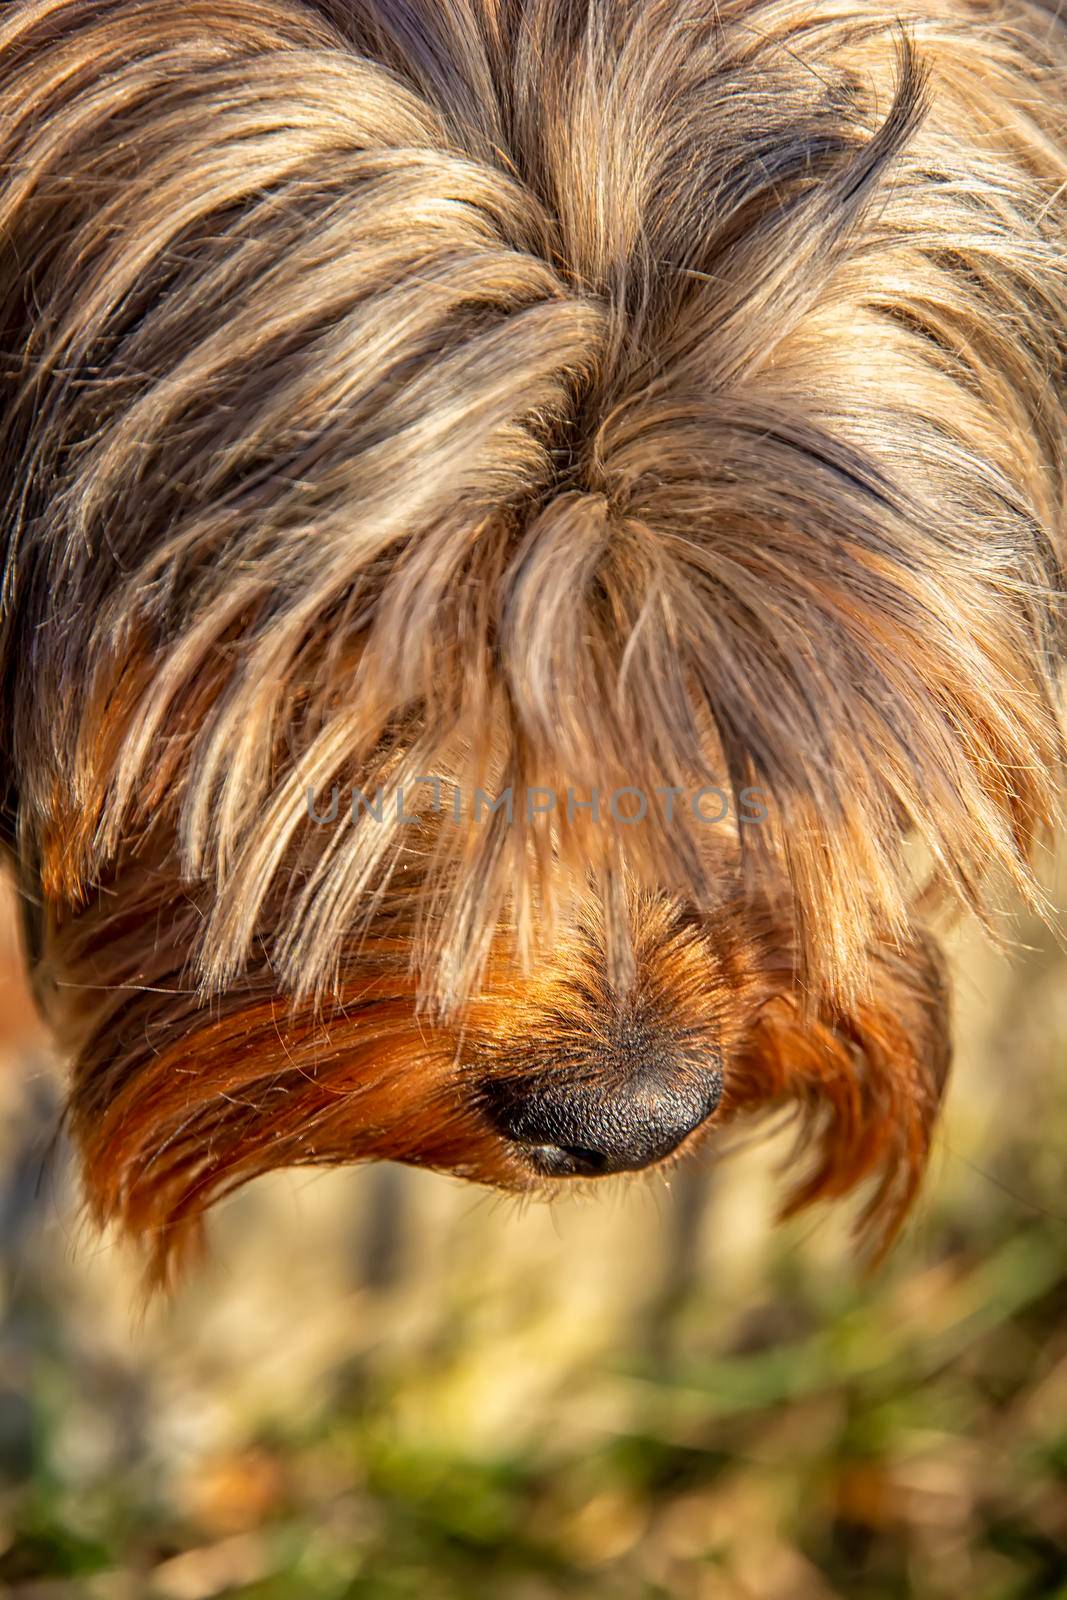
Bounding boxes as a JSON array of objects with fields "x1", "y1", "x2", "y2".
[{"x1": 720, "y1": 932, "x2": 951, "y2": 1256}]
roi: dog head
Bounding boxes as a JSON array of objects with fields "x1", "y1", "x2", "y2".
[{"x1": 0, "y1": 0, "x2": 1062, "y2": 1281}]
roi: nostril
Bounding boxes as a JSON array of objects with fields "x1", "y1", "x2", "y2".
[
  {"x1": 559, "y1": 1144, "x2": 611, "y2": 1174},
  {"x1": 523, "y1": 1142, "x2": 611, "y2": 1177}
]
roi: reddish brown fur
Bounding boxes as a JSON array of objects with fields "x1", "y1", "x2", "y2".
[{"x1": 51, "y1": 841, "x2": 949, "y2": 1285}]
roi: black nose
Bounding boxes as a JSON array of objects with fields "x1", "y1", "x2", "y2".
[{"x1": 478, "y1": 1065, "x2": 722, "y2": 1177}]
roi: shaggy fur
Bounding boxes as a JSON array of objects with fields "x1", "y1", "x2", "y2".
[{"x1": 0, "y1": 0, "x2": 1062, "y2": 1282}]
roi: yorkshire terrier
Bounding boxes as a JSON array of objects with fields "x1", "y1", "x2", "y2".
[{"x1": 0, "y1": 0, "x2": 1063, "y2": 1282}]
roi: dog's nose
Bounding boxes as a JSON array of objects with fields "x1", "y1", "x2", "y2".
[{"x1": 479, "y1": 1066, "x2": 722, "y2": 1177}]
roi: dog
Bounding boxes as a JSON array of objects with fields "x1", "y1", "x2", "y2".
[{"x1": 0, "y1": 0, "x2": 1062, "y2": 1283}]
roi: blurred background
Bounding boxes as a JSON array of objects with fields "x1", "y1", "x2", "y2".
[{"x1": 0, "y1": 869, "x2": 1064, "y2": 1600}]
